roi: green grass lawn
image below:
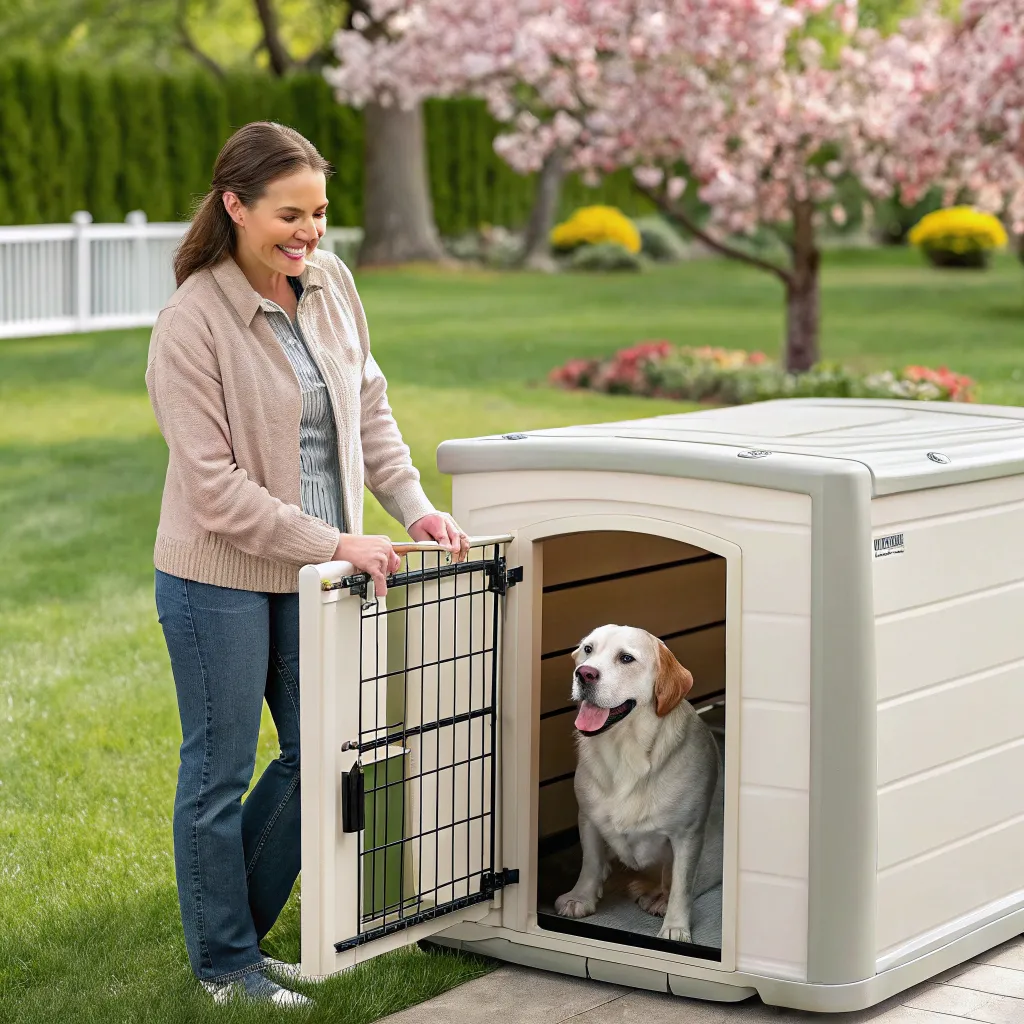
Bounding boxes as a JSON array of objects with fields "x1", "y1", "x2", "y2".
[{"x1": 1, "y1": 249, "x2": 1021, "y2": 1023}]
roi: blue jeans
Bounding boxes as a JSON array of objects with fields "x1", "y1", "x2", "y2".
[{"x1": 155, "y1": 569, "x2": 302, "y2": 982}]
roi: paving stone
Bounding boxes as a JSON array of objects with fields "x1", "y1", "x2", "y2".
[
  {"x1": 947, "y1": 965, "x2": 1024, "y2": 1001},
  {"x1": 975, "y1": 940, "x2": 1024, "y2": 973},
  {"x1": 378, "y1": 965, "x2": 627, "y2": 1024},
  {"x1": 904, "y1": 983, "x2": 1024, "y2": 1024}
]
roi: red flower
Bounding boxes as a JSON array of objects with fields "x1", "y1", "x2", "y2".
[
  {"x1": 549, "y1": 358, "x2": 598, "y2": 389},
  {"x1": 902, "y1": 364, "x2": 976, "y2": 401}
]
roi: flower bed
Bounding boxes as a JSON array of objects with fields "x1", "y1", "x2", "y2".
[{"x1": 549, "y1": 343, "x2": 976, "y2": 404}]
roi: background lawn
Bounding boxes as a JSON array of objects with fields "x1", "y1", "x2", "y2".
[{"x1": 1, "y1": 249, "x2": 1021, "y2": 1023}]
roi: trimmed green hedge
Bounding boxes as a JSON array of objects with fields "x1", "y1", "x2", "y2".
[{"x1": 0, "y1": 60, "x2": 649, "y2": 231}]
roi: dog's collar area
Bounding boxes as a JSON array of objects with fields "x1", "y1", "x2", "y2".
[{"x1": 575, "y1": 699, "x2": 637, "y2": 737}]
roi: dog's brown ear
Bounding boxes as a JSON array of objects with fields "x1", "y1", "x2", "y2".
[{"x1": 655, "y1": 642, "x2": 694, "y2": 717}]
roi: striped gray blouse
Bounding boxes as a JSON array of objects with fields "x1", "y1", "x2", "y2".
[{"x1": 259, "y1": 277, "x2": 345, "y2": 531}]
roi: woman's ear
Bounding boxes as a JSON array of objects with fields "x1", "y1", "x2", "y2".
[
  {"x1": 222, "y1": 191, "x2": 245, "y2": 226},
  {"x1": 654, "y1": 641, "x2": 694, "y2": 717}
]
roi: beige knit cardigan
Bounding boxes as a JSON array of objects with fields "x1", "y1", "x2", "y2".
[{"x1": 145, "y1": 249, "x2": 436, "y2": 593}]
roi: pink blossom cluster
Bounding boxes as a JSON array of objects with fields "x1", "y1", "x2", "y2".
[
  {"x1": 599, "y1": 1, "x2": 946, "y2": 235},
  {"x1": 893, "y1": 0, "x2": 1024, "y2": 231}
]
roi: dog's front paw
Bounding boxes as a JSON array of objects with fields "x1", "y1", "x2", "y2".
[
  {"x1": 658, "y1": 922, "x2": 692, "y2": 943},
  {"x1": 555, "y1": 891, "x2": 597, "y2": 919}
]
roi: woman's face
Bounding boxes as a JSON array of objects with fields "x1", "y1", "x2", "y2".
[{"x1": 224, "y1": 169, "x2": 328, "y2": 276}]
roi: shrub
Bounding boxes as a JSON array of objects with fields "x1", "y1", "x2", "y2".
[
  {"x1": 0, "y1": 63, "x2": 650, "y2": 229},
  {"x1": 908, "y1": 206, "x2": 1008, "y2": 269},
  {"x1": 568, "y1": 241, "x2": 643, "y2": 272},
  {"x1": 551, "y1": 205, "x2": 642, "y2": 254},
  {"x1": 633, "y1": 216, "x2": 689, "y2": 262},
  {"x1": 549, "y1": 343, "x2": 976, "y2": 404}
]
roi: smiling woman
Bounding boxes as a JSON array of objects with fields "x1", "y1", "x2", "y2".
[{"x1": 146, "y1": 121, "x2": 470, "y2": 1008}]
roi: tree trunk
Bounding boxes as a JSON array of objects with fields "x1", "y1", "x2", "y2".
[
  {"x1": 518, "y1": 147, "x2": 566, "y2": 272},
  {"x1": 784, "y1": 200, "x2": 821, "y2": 373},
  {"x1": 357, "y1": 101, "x2": 447, "y2": 267}
]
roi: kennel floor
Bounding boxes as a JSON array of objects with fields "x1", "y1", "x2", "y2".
[{"x1": 535, "y1": 838, "x2": 723, "y2": 959}]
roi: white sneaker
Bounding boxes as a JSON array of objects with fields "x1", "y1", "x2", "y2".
[
  {"x1": 201, "y1": 968, "x2": 312, "y2": 1007},
  {"x1": 260, "y1": 955, "x2": 307, "y2": 984}
]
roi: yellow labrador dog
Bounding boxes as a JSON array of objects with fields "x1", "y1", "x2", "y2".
[{"x1": 555, "y1": 624, "x2": 723, "y2": 943}]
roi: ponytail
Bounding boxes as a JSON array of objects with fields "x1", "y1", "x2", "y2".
[{"x1": 173, "y1": 191, "x2": 235, "y2": 287}]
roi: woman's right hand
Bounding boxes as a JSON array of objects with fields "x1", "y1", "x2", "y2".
[{"x1": 333, "y1": 534, "x2": 402, "y2": 597}]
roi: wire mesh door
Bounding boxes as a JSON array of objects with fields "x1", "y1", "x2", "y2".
[{"x1": 299, "y1": 535, "x2": 519, "y2": 976}]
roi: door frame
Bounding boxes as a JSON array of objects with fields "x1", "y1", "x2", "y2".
[{"x1": 499, "y1": 513, "x2": 742, "y2": 974}]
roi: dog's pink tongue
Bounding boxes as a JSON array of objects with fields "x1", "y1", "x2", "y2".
[{"x1": 575, "y1": 701, "x2": 610, "y2": 733}]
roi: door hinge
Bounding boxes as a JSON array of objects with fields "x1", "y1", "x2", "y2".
[
  {"x1": 480, "y1": 868, "x2": 519, "y2": 895},
  {"x1": 487, "y1": 559, "x2": 523, "y2": 596}
]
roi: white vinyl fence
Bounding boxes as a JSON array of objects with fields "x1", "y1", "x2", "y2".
[{"x1": 0, "y1": 211, "x2": 363, "y2": 340}]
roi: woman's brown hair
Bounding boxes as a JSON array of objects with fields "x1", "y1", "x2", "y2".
[{"x1": 173, "y1": 121, "x2": 333, "y2": 287}]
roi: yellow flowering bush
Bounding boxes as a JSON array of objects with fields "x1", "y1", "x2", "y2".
[
  {"x1": 908, "y1": 206, "x2": 1008, "y2": 268},
  {"x1": 550, "y1": 205, "x2": 642, "y2": 255}
]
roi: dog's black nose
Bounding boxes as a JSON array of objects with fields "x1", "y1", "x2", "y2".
[{"x1": 576, "y1": 665, "x2": 600, "y2": 685}]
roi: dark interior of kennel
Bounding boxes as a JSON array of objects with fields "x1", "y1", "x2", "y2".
[{"x1": 535, "y1": 531, "x2": 727, "y2": 961}]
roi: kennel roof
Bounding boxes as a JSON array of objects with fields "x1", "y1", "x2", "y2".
[{"x1": 437, "y1": 398, "x2": 1024, "y2": 498}]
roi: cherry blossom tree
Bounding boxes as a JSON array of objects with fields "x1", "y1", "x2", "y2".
[
  {"x1": 490, "y1": 0, "x2": 946, "y2": 372},
  {"x1": 331, "y1": 0, "x2": 948, "y2": 371}
]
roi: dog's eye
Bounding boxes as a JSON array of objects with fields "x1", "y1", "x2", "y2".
[
  {"x1": 582, "y1": 644, "x2": 593, "y2": 655},
  {"x1": 619, "y1": 652, "x2": 635, "y2": 664}
]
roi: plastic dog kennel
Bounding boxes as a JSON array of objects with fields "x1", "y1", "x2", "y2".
[{"x1": 298, "y1": 397, "x2": 1024, "y2": 1012}]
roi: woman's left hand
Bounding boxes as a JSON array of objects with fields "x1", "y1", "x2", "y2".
[{"x1": 408, "y1": 513, "x2": 471, "y2": 563}]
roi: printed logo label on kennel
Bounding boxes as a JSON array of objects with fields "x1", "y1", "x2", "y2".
[{"x1": 873, "y1": 532, "x2": 905, "y2": 558}]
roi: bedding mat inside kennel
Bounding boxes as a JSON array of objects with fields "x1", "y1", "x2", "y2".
[{"x1": 536, "y1": 705, "x2": 725, "y2": 961}]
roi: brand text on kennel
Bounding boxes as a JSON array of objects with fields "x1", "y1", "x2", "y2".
[{"x1": 299, "y1": 398, "x2": 1024, "y2": 1012}]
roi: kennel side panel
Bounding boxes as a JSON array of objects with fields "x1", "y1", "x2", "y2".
[
  {"x1": 872, "y1": 483, "x2": 1024, "y2": 969},
  {"x1": 733, "y1": 515, "x2": 813, "y2": 982}
]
